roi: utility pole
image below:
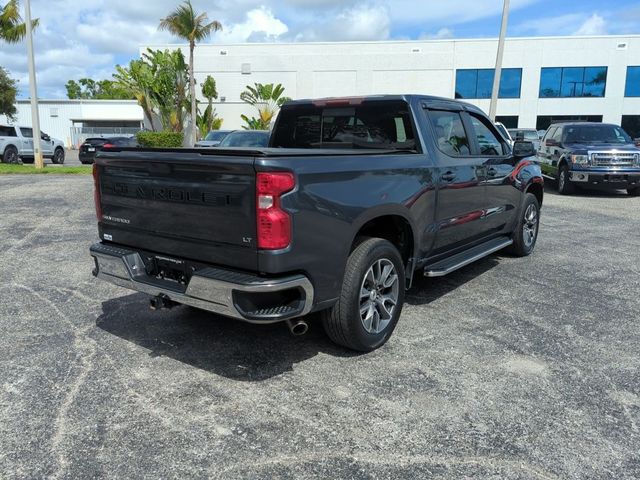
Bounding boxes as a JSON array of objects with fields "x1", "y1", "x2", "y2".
[
  {"x1": 489, "y1": 0, "x2": 510, "y2": 122},
  {"x1": 24, "y1": 0, "x2": 43, "y2": 169}
]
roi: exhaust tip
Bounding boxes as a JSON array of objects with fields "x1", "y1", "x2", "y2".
[{"x1": 286, "y1": 319, "x2": 308, "y2": 336}]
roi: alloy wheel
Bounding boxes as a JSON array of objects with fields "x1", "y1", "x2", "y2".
[
  {"x1": 359, "y1": 258, "x2": 399, "y2": 334},
  {"x1": 522, "y1": 203, "x2": 538, "y2": 248}
]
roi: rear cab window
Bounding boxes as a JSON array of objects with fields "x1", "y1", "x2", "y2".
[
  {"x1": 0, "y1": 126, "x2": 17, "y2": 137},
  {"x1": 271, "y1": 100, "x2": 418, "y2": 151}
]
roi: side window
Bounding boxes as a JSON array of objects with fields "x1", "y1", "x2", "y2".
[
  {"x1": 469, "y1": 115, "x2": 504, "y2": 156},
  {"x1": 551, "y1": 127, "x2": 563, "y2": 142},
  {"x1": 543, "y1": 127, "x2": 556, "y2": 143},
  {"x1": 20, "y1": 128, "x2": 33, "y2": 138},
  {"x1": 0, "y1": 126, "x2": 17, "y2": 137},
  {"x1": 428, "y1": 110, "x2": 471, "y2": 157}
]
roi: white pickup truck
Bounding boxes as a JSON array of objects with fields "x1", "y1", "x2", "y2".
[{"x1": 0, "y1": 125, "x2": 66, "y2": 164}]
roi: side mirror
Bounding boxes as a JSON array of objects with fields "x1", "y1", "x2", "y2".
[
  {"x1": 545, "y1": 139, "x2": 558, "y2": 147},
  {"x1": 41, "y1": 134, "x2": 50, "y2": 141},
  {"x1": 513, "y1": 140, "x2": 535, "y2": 157}
]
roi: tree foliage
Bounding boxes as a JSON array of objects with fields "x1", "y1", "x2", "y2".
[
  {"x1": 113, "y1": 48, "x2": 190, "y2": 132},
  {"x1": 0, "y1": 66, "x2": 17, "y2": 121},
  {"x1": 65, "y1": 78, "x2": 132, "y2": 100},
  {"x1": 200, "y1": 75, "x2": 218, "y2": 133},
  {"x1": 196, "y1": 104, "x2": 223, "y2": 139},
  {"x1": 240, "y1": 83, "x2": 291, "y2": 130},
  {"x1": 0, "y1": 0, "x2": 38, "y2": 44},
  {"x1": 159, "y1": 0, "x2": 222, "y2": 144}
]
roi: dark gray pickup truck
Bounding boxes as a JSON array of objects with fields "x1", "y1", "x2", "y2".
[{"x1": 90, "y1": 95, "x2": 543, "y2": 351}]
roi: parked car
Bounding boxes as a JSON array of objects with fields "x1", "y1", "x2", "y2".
[
  {"x1": 537, "y1": 129, "x2": 547, "y2": 139},
  {"x1": 194, "y1": 130, "x2": 233, "y2": 147},
  {"x1": 90, "y1": 95, "x2": 542, "y2": 352},
  {"x1": 494, "y1": 122, "x2": 513, "y2": 146},
  {"x1": 508, "y1": 128, "x2": 541, "y2": 152},
  {"x1": 217, "y1": 130, "x2": 270, "y2": 148},
  {"x1": 0, "y1": 125, "x2": 65, "y2": 164},
  {"x1": 79, "y1": 137, "x2": 138, "y2": 164},
  {"x1": 537, "y1": 122, "x2": 640, "y2": 195}
]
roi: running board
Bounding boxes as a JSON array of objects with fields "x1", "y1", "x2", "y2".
[{"x1": 423, "y1": 237, "x2": 513, "y2": 277}]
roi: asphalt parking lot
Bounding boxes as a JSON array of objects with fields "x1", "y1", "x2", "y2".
[{"x1": 1, "y1": 175, "x2": 639, "y2": 479}]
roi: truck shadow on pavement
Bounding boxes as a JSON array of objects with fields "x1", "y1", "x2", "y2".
[
  {"x1": 406, "y1": 256, "x2": 499, "y2": 305},
  {"x1": 96, "y1": 293, "x2": 358, "y2": 381}
]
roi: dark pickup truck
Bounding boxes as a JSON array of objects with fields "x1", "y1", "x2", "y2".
[
  {"x1": 537, "y1": 122, "x2": 640, "y2": 195},
  {"x1": 90, "y1": 95, "x2": 543, "y2": 351}
]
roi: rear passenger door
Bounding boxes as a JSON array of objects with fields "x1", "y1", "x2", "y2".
[
  {"x1": 538, "y1": 126, "x2": 561, "y2": 176},
  {"x1": 424, "y1": 106, "x2": 490, "y2": 253},
  {"x1": 466, "y1": 112, "x2": 520, "y2": 236},
  {"x1": 19, "y1": 128, "x2": 34, "y2": 157}
]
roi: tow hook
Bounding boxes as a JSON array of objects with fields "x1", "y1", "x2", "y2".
[{"x1": 149, "y1": 294, "x2": 177, "y2": 310}]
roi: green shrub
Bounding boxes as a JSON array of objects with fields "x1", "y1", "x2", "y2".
[{"x1": 136, "y1": 131, "x2": 183, "y2": 148}]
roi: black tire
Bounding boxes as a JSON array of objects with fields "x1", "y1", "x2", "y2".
[
  {"x1": 509, "y1": 193, "x2": 540, "y2": 257},
  {"x1": 628, "y1": 187, "x2": 640, "y2": 197},
  {"x1": 322, "y1": 237, "x2": 405, "y2": 352},
  {"x1": 52, "y1": 147, "x2": 65, "y2": 164},
  {"x1": 2, "y1": 146, "x2": 20, "y2": 164},
  {"x1": 557, "y1": 165, "x2": 575, "y2": 195}
]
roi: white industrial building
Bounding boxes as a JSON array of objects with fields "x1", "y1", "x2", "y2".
[
  {"x1": 145, "y1": 34, "x2": 640, "y2": 136},
  {"x1": 4, "y1": 99, "x2": 144, "y2": 148},
  {"x1": 4, "y1": 34, "x2": 640, "y2": 146}
]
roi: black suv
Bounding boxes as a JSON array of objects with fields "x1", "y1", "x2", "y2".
[{"x1": 537, "y1": 122, "x2": 640, "y2": 195}]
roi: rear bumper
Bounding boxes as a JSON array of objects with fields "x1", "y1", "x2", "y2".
[
  {"x1": 90, "y1": 242, "x2": 314, "y2": 323},
  {"x1": 569, "y1": 170, "x2": 640, "y2": 188}
]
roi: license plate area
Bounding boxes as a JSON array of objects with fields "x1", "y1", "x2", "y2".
[
  {"x1": 87, "y1": 147, "x2": 96, "y2": 152},
  {"x1": 606, "y1": 174, "x2": 626, "y2": 182},
  {"x1": 146, "y1": 255, "x2": 192, "y2": 286}
]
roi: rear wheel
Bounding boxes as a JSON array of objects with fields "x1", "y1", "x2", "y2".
[
  {"x1": 557, "y1": 165, "x2": 575, "y2": 195},
  {"x1": 509, "y1": 193, "x2": 540, "y2": 257},
  {"x1": 322, "y1": 237, "x2": 405, "y2": 352},
  {"x1": 2, "y1": 146, "x2": 20, "y2": 164},
  {"x1": 628, "y1": 187, "x2": 640, "y2": 196},
  {"x1": 52, "y1": 147, "x2": 65, "y2": 164}
]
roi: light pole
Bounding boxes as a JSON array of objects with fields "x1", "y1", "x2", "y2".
[
  {"x1": 24, "y1": 0, "x2": 43, "y2": 169},
  {"x1": 489, "y1": 0, "x2": 510, "y2": 122}
]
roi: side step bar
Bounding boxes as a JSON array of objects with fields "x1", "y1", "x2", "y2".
[{"x1": 424, "y1": 237, "x2": 513, "y2": 277}]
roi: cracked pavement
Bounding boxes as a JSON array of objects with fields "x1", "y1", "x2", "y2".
[{"x1": 1, "y1": 175, "x2": 639, "y2": 479}]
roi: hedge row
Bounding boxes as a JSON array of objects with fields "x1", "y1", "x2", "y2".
[{"x1": 136, "y1": 131, "x2": 184, "y2": 148}]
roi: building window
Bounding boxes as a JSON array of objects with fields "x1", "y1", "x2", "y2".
[
  {"x1": 535, "y1": 115, "x2": 603, "y2": 131},
  {"x1": 622, "y1": 115, "x2": 640, "y2": 139},
  {"x1": 495, "y1": 115, "x2": 518, "y2": 128},
  {"x1": 625, "y1": 67, "x2": 640, "y2": 97},
  {"x1": 455, "y1": 68, "x2": 522, "y2": 99},
  {"x1": 539, "y1": 67, "x2": 607, "y2": 98}
]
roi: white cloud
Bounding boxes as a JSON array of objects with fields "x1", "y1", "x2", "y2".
[
  {"x1": 573, "y1": 13, "x2": 607, "y2": 36},
  {"x1": 212, "y1": 7, "x2": 288, "y2": 43},
  {"x1": 420, "y1": 27, "x2": 454, "y2": 40}
]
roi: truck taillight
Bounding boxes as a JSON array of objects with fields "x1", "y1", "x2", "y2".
[
  {"x1": 256, "y1": 172, "x2": 295, "y2": 250},
  {"x1": 93, "y1": 163, "x2": 102, "y2": 221}
]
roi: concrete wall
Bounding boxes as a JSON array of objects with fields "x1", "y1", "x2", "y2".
[{"x1": 144, "y1": 35, "x2": 640, "y2": 130}]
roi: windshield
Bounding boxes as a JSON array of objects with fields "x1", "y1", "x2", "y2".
[
  {"x1": 271, "y1": 100, "x2": 417, "y2": 150},
  {"x1": 205, "y1": 131, "x2": 229, "y2": 142},
  {"x1": 219, "y1": 131, "x2": 269, "y2": 147},
  {"x1": 563, "y1": 125, "x2": 632, "y2": 144},
  {"x1": 509, "y1": 130, "x2": 539, "y2": 140}
]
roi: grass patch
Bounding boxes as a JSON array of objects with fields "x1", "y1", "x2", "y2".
[{"x1": 0, "y1": 164, "x2": 92, "y2": 175}]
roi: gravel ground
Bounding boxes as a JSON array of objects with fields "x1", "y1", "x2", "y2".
[{"x1": 1, "y1": 176, "x2": 639, "y2": 479}]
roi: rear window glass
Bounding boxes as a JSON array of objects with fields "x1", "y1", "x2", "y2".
[
  {"x1": 271, "y1": 100, "x2": 417, "y2": 150},
  {"x1": 85, "y1": 138, "x2": 109, "y2": 145},
  {"x1": 205, "y1": 131, "x2": 229, "y2": 141},
  {"x1": 510, "y1": 130, "x2": 539, "y2": 140}
]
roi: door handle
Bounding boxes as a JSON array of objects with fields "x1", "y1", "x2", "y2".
[{"x1": 440, "y1": 171, "x2": 456, "y2": 182}]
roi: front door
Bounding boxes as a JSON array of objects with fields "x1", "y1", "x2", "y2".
[
  {"x1": 424, "y1": 107, "x2": 489, "y2": 253},
  {"x1": 466, "y1": 112, "x2": 520, "y2": 235}
]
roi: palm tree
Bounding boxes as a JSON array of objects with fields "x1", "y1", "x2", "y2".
[
  {"x1": 0, "y1": 0, "x2": 38, "y2": 43},
  {"x1": 201, "y1": 75, "x2": 218, "y2": 132},
  {"x1": 159, "y1": 1, "x2": 221, "y2": 145},
  {"x1": 240, "y1": 83, "x2": 291, "y2": 129}
]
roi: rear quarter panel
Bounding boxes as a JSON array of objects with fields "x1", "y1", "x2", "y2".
[{"x1": 255, "y1": 153, "x2": 436, "y2": 305}]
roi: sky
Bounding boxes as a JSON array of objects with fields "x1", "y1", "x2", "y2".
[{"x1": 2, "y1": 0, "x2": 639, "y2": 98}]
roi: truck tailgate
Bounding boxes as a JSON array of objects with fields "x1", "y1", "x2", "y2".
[{"x1": 95, "y1": 151, "x2": 257, "y2": 271}]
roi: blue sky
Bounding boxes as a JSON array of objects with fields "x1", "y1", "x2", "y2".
[{"x1": 2, "y1": 0, "x2": 639, "y2": 98}]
